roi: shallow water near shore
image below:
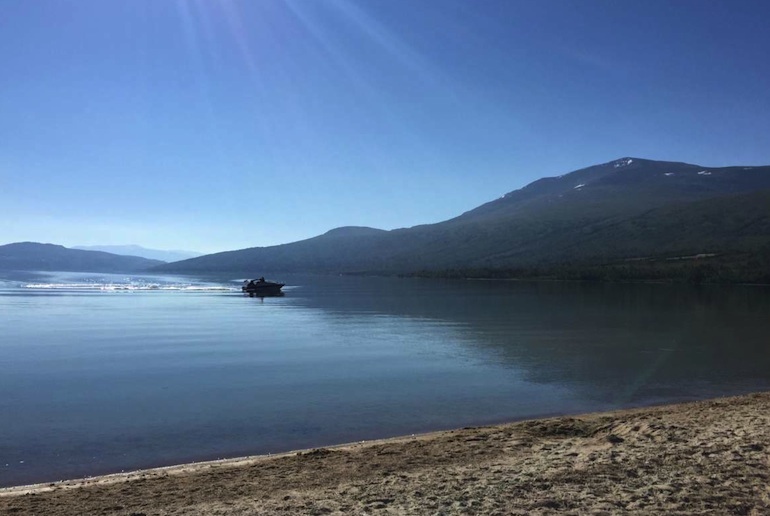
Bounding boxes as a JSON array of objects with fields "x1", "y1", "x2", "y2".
[{"x1": 2, "y1": 271, "x2": 770, "y2": 487}]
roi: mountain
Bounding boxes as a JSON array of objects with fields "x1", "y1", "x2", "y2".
[
  {"x1": 72, "y1": 244, "x2": 202, "y2": 263},
  {"x1": 154, "y1": 158, "x2": 770, "y2": 279},
  {"x1": 0, "y1": 242, "x2": 165, "y2": 272}
]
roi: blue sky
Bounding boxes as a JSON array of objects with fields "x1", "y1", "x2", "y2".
[{"x1": 2, "y1": 0, "x2": 769, "y2": 254}]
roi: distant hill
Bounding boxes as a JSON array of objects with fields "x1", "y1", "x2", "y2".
[
  {"x1": 0, "y1": 242, "x2": 165, "y2": 272},
  {"x1": 72, "y1": 244, "x2": 202, "y2": 263},
  {"x1": 154, "y1": 158, "x2": 770, "y2": 281}
]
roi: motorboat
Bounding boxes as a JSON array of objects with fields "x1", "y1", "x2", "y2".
[{"x1": 242, "y1": 278, "x2": 284, "y2": 296}]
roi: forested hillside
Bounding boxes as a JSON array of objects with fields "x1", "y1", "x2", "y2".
[{"x1": 155, "y1": 158, "x2": 770, "y2": 281}]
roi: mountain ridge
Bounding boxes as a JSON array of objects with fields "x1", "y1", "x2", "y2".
[
  {"x1": 0, "y1": 242, "x2": 165, "y2": 272},
  {"x1": 72, "y1": 244, "x2": 202, "y2": 262},
  {"x1": 153, "y1": 157, "x2": 770, "y2": 277}
]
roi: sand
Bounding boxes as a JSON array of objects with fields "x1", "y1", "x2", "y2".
[{"x1": 2, "y1": 392, "x2": 770, "y2": 515}]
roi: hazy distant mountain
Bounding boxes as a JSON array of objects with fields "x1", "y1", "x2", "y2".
[
  {"x1": 0, "y1": 242, "x2": 164, "y2": 272},
  {"x1": 72, "y1": 244, "x2": 203, "y2": 263},
  {"x1": 154, "y1": 158, "x2": 770, "y2": 277}
]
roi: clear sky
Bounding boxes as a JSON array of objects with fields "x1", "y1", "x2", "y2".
[{"x1": 2, "y1": 0, "x2": 769, "y2": 253}]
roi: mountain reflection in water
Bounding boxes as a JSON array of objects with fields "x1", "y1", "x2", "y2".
[{"x1": 280, "y1": 275, "x2": 770, "y2": 405}]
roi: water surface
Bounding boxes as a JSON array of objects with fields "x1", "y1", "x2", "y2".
[{"x1": 2, "y1": 271, "x2": 770, "y2": 487}]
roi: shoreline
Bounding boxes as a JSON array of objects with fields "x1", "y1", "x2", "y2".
[
  {"x1": 3, "y1": 392, "x2": 770, "y2": 514},
  {"x1": 0, "y1": 397, "x2": 708, "y2": 494}
]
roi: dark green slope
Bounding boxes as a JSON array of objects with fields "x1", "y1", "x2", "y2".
[
  {"x1": 389, "y1": 158, "x2": 770, "y2": 269},
  {"x1": 468, "y1": 190, "x2": 770, "y2": 266},
  {"x1": 0, "y1": 242, "x2": 165, "y2": 272},
  {"x1": 157, "y1": 226, "x2": 394, "y2": 273},
  {"x1": 155, "y1": 158, "x2": 770, "y2": 275}
]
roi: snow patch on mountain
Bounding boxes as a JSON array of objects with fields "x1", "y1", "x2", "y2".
[{"x1": 613, "y1": 158, "x2": 634, "y2": 168}]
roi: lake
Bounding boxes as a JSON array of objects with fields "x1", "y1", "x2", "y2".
[{"x1": 2, "y1": 270, "x2": 770, "y2": 487}]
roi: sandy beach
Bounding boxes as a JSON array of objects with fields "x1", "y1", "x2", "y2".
[{"x1": 2, "y1": 392, "x2": 769, "y2": 515}]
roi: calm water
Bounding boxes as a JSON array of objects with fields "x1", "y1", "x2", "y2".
[{"x1": 2, "y1": 271, "x2": 770, "y2": 487}]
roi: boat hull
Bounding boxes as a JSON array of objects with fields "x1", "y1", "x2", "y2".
[{"x1": 242, "y1": 282, "x2": 284, "y2": 297}]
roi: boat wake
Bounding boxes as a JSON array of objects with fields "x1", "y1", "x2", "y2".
[{"x1": 22, "y1": 282, "x2": 237, "y2": 292}]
